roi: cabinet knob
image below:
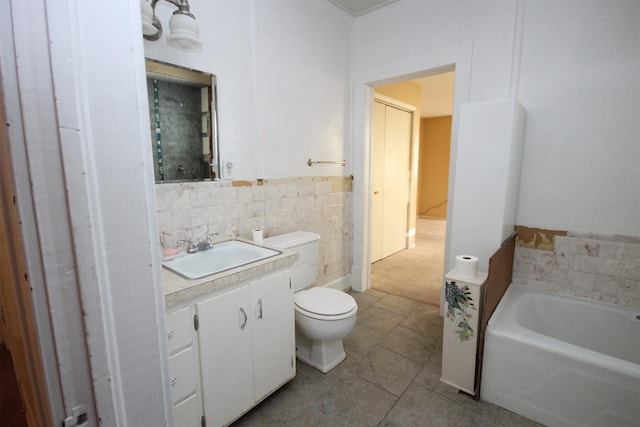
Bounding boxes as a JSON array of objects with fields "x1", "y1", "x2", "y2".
[
  {"x1": 170, "y1": 377, "x2": 177, "y2": 387},
  {"x1": 167, "y1": 331, "x2": 174, "y2": 339}
]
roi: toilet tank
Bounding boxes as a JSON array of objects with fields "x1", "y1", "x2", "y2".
[{"x1": 263, "y1": 231, "x2": 319, "y2": 292}]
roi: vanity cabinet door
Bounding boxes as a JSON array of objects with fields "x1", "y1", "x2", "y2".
[
  {"x1": 197, "y1": 285, "x2": 254, "y2": 427},
  {"x1": 251, "y1": 270, "x2": 295, "y2": 402}
]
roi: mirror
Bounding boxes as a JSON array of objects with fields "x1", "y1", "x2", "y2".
[{"x1": 145, "y1": 59, "x2": 220, "y2": 183}]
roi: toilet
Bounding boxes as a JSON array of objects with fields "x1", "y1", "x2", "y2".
[{"x1": 263, "y1": 231, "x2": 357, "y2": 373}]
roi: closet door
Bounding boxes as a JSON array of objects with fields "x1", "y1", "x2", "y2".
[
  {"x1": 383, "y1": 105, "x2": 411, "y2": 256},
  {"x1": 371, "y1": 101, "x2": 412, "y2": 262}
]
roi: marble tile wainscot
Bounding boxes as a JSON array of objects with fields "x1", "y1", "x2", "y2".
[
  {"x1": 513, "y1": 226, "x2": 640, "y2": 308},
  {"x1": 156, "y1": 176, "x2": 353, "y2": 290}
]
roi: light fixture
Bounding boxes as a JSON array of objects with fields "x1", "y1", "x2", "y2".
[{"x1": 141, "y1": 0, "x2": 202, "y2": 50}]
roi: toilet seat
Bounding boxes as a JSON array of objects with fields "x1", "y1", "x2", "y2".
[{"x1": 295, "y1": 287, "x2": 357, "y2": 321}]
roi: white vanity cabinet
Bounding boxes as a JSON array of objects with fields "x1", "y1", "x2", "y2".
[
  {"x1": 197, "y1": 269, "x2": 295, "y2": 427},
  {"x1": 165, "y1": 268, "x2": 295, "y2": 427}
]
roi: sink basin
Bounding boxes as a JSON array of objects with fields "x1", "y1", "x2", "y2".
[{"x1": 162, "y1": 240, "x2": 281, "y2": 279}]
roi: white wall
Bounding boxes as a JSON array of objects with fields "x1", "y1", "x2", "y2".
[
  {"x1": 516, "y1": 0, "x2": 640, "y2": 236},
  {"x1": 144, "y1": 0, "x2": 352, "y2": 180},
  {"x1": 355, "y1": 1, "x2": 517, "y2": 101},
  {"x1": 255, "y1": 0, "x2": 352, "y2": 178},
  {"x1": 352, "y1": 0, "x2": 639, "y2": 287}
]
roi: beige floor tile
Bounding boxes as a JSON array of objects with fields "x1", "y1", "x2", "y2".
[
  {"x1": 472, "y1": 401, "x2": 544, "y2": 427},
  {"x1": 296, "y1": 371, "x2": 397, "y2": 426},
  {"x1": 400, "y1": 310, "x2": 443, "y2": 353},
  {"x1": 295, "y1": 351, "x2": 361, "y2": 386},
  {"x1": 414, "y1": 351, "x2": 479, "y2": 408},
  {"x1": 248, "y1": 373, "x2": 329, "y2": 425},
  {"x1": 349, "y1": 289, "x2": 386, "y2": 310},
  {"x1": 355, "y1": 345, "x2": 421, "y2": 396},
  {"x1": 373, "y1": 293, "x2": 434, "y2": 315},
  {"x1": 380, "y1": 382, "x2": 473, "y2": 427},
  {"x1": 379, "y1": 325, "x2": 433, "y2": 363},
  {"x1": 357, "y1": 305, "x2": 406, "y2": 335},
  {"x1": 343, "y1": 323, "x2": 386, "y2": 357}
]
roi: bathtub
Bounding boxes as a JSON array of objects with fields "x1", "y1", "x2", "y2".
[{"x1": 481, "y1": 284, "x2": 640, "y2": 427}]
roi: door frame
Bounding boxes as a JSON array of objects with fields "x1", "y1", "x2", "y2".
[
  {"x1": 0, "y1": 75, "x2": 52, "y2": 426},
  {"x1": 371, "y1": 93, "x2": 417, "y2": 263},
  {"x1": 350, "y1": 40, "x2": 472, "y2": 294}
]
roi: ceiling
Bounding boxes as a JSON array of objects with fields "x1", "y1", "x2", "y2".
[{"x1": 327, "y1": 0, "x2": 399, "y2": 16}]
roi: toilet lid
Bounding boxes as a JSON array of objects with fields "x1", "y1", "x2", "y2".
[{"x1": 295, "y1": 287, "x2": 357, "y2": 316}]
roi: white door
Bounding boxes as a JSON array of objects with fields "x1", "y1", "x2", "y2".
[
  {"x1": 197, "y1": 285, "x2": 253, "y2": 427},
  {"x1": 371, "y1": 101, "x2": 412, "y2": 262},
  {"x1": 251, "y1": 270, "x2": 295, "y2": 401}
]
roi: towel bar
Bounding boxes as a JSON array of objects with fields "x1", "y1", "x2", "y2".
[{"x1": 307, "y1": 159, "x2": 347, "y2": 167}]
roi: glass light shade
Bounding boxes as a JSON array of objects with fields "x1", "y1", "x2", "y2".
[
  {"x1": 140, "y1": 0, "x2": 157, "y2": 36},
  {"x1": 166, "y1": 13, "x2": 202, "y2": 50}
]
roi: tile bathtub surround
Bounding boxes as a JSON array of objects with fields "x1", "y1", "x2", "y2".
[
  {"x1": 155, "y1": 176, "x2": 353, "y2": 287},
  {"x1": 513, "y1": 227, "x2": 640, "y2": 308}
]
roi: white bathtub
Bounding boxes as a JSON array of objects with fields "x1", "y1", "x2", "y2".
[{"x1": 481, "y1": 284, "x2": 640, "y2": 427}]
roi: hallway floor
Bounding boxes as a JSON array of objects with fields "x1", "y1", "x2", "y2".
[
  {"x1": 371, "y1": 218, "x2": 445, "y2": 307},
  {"x1": 232, "y1": 289, "x2": 541, "y2": 426}
]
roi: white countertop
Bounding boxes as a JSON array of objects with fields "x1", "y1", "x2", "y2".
[{"x1": 163, "y1": 241, "x2": 297, "y2": 308}]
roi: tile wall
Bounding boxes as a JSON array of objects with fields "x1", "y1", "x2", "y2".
[
  {"x1": 513, "y1": 227, "x2": 640, "y2": 308},
  {"x1": 155, "y1": 176, "x2": 353, "y2": 288},
  {"x1": 148, "y1": 78, "x2": 210, "y2": 182}
]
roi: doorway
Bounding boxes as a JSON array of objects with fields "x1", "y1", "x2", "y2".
[{"x1": 369, "y1": 71, "x2": 455, "y2": 308}]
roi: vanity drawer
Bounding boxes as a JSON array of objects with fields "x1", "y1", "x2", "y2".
[
  {"x1": 173, "y1": 393, "x2": 202, "y2": 427},
  {"x1": 166, "y1": 306, "x2": 193, "y2": 354},
  {"x1": 168, "y1": 346, "x2": 198, "y2": 404}
]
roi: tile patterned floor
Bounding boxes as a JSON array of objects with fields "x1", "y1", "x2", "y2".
[{"x1": 232, "y1": 289, "x2": 542, "y2": 427}]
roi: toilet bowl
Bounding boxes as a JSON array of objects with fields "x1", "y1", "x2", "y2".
[
  {"x1": 263, "y1": 231, "x2": 357, "y2": 373},
  {"x1": 294, "y1": 286, "x2": 357, "y2": 372}
]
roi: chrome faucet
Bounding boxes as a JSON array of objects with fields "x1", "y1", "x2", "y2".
[
  {"x1": 197, "y1": 234, "x2": 218, "y2": 251},
  {"x1": 178, "y1": 233, "x2": 218, "y2": 254},
  {"x1": 177, "y1": 238, "x2": 198, "y2": 254}
]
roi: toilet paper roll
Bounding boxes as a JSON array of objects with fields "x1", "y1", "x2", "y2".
[
  {"x1": 252, "y1": 229, "x2": 263, "y2": 244},
  {"x1": 455, "y1": 255, "x2": 479, "y2": 280}
]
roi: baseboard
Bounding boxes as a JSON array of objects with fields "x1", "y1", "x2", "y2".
[{"x1": 322, "y1": 274, "x2": 351, "y2": 292}]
